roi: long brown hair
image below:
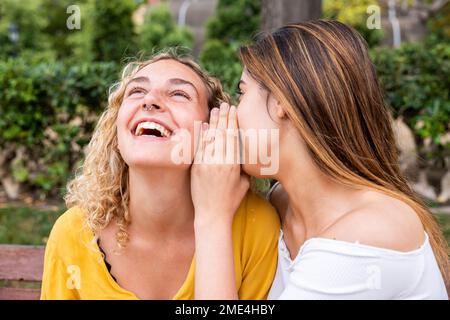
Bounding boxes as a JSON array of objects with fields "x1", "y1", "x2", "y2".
[{"x1": 240, "y1": 20, "x2": 449, "y2": 283}]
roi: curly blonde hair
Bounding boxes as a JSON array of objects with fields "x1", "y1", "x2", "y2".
[{"x1": 65, "y1": 49, "x2": 231, "y2": 249}]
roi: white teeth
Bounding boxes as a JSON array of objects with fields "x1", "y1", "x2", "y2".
[{"x1": 135, "y1": 121, "x2": 171, "y2": 137}]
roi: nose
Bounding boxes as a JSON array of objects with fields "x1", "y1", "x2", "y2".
[
  {"x1": 142, "y1": 91, "x2": 165, "y2": 112},
  {"x1": 143, "y1": 103, "x2": 161, "y2": 111}
]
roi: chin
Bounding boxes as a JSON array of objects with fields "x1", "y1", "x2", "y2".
[
  {"x1": 242, "y1": 163, "x2": 263, "y2": 178},
  {"x1": 242, "y1": 162, "x2": 278, "y2": 179},
  {"x1": 123, "y1": 152, "x2": 175, "y2": 168}
]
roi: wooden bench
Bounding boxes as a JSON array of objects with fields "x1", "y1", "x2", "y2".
[
  {"x1": 0, "y1": 245, "x2": 44, "y2": 300},
  {"x1": 0, "y1": 244, "x2": 449, "y2": 300}
]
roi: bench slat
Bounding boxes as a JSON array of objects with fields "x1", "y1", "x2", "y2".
[
  {"x1": 0, "y1": 287, "x2": 41, "y2": 300},
  {"x1": 0, "y1": 245, "x2": 45, "y2": 281}
]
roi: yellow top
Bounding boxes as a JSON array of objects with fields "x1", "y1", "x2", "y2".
[{"x1": 40, "y1": 192, "x2": 280, "y2": 300}]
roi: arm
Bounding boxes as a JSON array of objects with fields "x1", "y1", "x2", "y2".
[
  {"x1": 194, "y1": 216, "x2": 237, "y2": 299},
  {"x1": 191, "y1": 103, "x2": 249, "y2": 299}
]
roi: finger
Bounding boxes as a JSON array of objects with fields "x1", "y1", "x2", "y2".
[
  {"x1": 204, "y1": 127, "x2": 218, "y2": 164},
  {"x1": 194, "y1": 122, "x2": 208, "y2": 164},
  {"x1": 214, "y1": 127, "x2": 226, "y2": 163},
  {"x1": 214, "y1": 104, "x2": 230, "y2": 162},
  {"x1": 228, "y1": 105, "x2": 238, "y2": 130},
  {"x1": 225, "y1": 105, "x2": 239, "y2": 164},
  {"x1": 205, "y1": 108, "x2": 219, "y2": 145},
  {"x1": 216, "y1": 103, "x2": 229, "y2": 131},
  {"x1": 193, "y1": 120, "x2": 203, "y2": 154},
  {"x1": 208, "y1": 107, "x2": 220, "y2": 130}
]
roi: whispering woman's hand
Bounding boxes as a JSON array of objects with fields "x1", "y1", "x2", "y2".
[
  {"x1": 191, "y1": 102, "x2": 250, "y2": 227},
  {"x1": 191, "y1": 102, "x2": 250, "y2": 300}
]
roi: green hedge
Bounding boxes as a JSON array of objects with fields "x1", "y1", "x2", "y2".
[
  {"x1": 0, "y1": 58, "x2": 120, "y2": 198},
  {"x1": 200, "y1": 0, "x2": 261, "y2": 96},
  {"x1": 372, "y1": 42, "x2": 450, "y2": 164},
  {"x1": 1, "y1": 41, "x2": 449, "y2": 199},
  {"x1": 137, "y1": 3, "x2": 194, "y2": 54}
]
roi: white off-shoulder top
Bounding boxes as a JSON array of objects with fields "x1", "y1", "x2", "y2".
[{"x1": 268, "y1": 230, "x2": 449, "y2": 300}]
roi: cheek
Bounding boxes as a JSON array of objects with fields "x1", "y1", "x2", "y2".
[
  {"x1": 116, "y1": 105, "x2": 133, "y2": 148},
  {"x1": 178, "y1": 106, "x2": 208, "y2": 130},
  {"x1": 236, "y1": 100, "x2": 252, "y2": 130},
  {"x1": 174, "y1": 107, "x2": 208, "y2": 150},
  {"x1": 237, "y1": 95, "x2": 270, "y2": 130},
  {"x1": 116, "y1": 106, "x2": 127, "y2": 128}
]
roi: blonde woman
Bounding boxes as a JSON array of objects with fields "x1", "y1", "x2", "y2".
[
  {"x1": 198, "y1": 20, "x2": 449, "y2": 299},
  {"x1": 40, "y1": 51, "x2": 280, "y2": 300}
]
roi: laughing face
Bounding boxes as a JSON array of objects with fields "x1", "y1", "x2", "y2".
[{"x1": 116, "y1": 59, "x2": 210, "y2": 169}]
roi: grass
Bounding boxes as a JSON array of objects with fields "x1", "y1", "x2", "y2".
[
  {"x1": 0, "y1": 204, "x2": 64, "y2": 245},
  {"x1": 436, "y1": 213, "x2": 450, "y2": 245},
  {"x1": 0, "y1": 203, "x2": 450, "y2": 246}
]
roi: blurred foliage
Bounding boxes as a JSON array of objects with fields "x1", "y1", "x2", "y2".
[
  {"x1": 0, "y1": 0, "x2": 449, "y2": 200},
  {"x1": 427, "y1": 2, "x2": 450, "y2": 44},
  {"x1": 200, "y1": 40, "x2": 243, "y2": 97},
  {"x1": 0, "y1": 205, "x2": 64, "y2": 245},
  {"x1": 436, "y1": 213, "x2": 450, "y2": 246},
  {"x1": 0, "y1": 0, "x2": 54, "y2": 59},
  {"x1": 0, "y1": 0, "x2": 138, "y2": 63},
  {"x1": 90, "y1": 0, "x2": 137, "y2": 62},
  {"x1": 322, "y1": 0, "x2": 384, "y2": 47},
  {"x1": 200, "y1": 0, "x2": 261, "y2": 96},
  {"x1": 372, "y1": 42, "x2": 450, "y2": 166},
  {"x1": 0, "y1": 58, "x2": 120, "y2": 198},
  {"x1": 39, "y1": 0, "x2": 87, "y2": 59},
  {"x1": 137, "y1": 3, "x2": 193, "y2": 55},
  {"x1": 205, "y1": 0, "x2": 261, "y2": 43}
]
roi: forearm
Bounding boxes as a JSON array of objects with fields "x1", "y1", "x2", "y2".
[{"x1": 194, "y1": 215, "x2": 238, "y2": 300}]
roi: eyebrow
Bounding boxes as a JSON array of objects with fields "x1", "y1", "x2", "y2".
[
  {"x1": 125, "y1": 76, "x2": 150, "y2": 89},
  {"x1": 168, "y1": 78, "x2": 199, "y2": 97},
  {"x1": 125, "y1": 76, "x2": 199, "y2": 97}
]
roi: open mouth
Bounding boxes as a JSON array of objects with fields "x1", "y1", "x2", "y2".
[{"x1": 133, "y1": 121, "x2": 172, "y2": 138}]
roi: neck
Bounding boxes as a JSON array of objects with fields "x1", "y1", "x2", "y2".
[
  {"x1": 276, "y1": 143, "x2": 362, "y2": 236},
  {"x1": 127, "y1": 166, "x2": 195, "y2": 241}
]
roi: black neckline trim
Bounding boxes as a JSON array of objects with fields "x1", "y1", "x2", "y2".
[{"x1": 97, "y1": 238, "x2": 117, "y2": 282}]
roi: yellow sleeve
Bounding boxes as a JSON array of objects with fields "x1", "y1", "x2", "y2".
[
  {"x1": 238, "y1": 193, "x2": 280, "y2": 300},
  {"x1": 40, "y1": 211, "x2": 80, "y2": 300}
]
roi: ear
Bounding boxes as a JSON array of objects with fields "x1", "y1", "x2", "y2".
[
  {"x1": 275, "y1": 100, "x2": 286, "y2": 120},
  {"x1": 268, "y1": 94, "x2": 286, "y2": 120}
]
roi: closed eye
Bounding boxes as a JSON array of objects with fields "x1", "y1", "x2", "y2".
[
  {"x1": 171, "y1": 90, "x2": 191, "y2": 100},
  {"x1": 127, "y1": 87, "x2": 146, "y2": 96}
]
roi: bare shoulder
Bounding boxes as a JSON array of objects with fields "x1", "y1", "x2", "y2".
[{"x1": 321, "y1": 191, "x2": 425, "y2": 252}]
